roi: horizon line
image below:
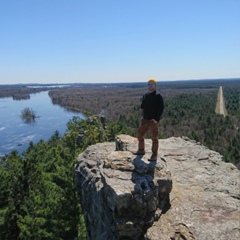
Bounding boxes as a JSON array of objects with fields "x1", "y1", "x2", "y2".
[{"x1": 0, "y1": 77, "x2": 240, "y2": 86}]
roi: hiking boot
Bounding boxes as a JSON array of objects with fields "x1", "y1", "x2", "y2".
[
  {"x1": 132, "y1": 150, "x2": 145, "y2": 155},
  {"x1": 148, "y1": 154, "x2": 157, "y2": 161}
]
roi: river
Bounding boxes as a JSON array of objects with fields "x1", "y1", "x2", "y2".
[{"x1": 0, "y1": 91, "x2": 84, "y2": 156}]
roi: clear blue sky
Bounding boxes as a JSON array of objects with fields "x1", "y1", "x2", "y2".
[{"x1": 1, "y1": 0, "x2": 239, "y2": 84}]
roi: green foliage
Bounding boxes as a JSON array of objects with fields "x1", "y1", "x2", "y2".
[
  {"x1": 0, "y1": 121, "x2": 89, "y2": 239},
  {"x1": 0, "y1": 114, "x2": 126, "y2": 239},
  {"x1": 114, "y1": 88, "x2": 239, "y2": 168},
  {"x1": 0, "y1": 81, "x2": 239, "y2": 239},
  {"x1": 158, "y1": 89, "x2": 240, "y2": 167}
]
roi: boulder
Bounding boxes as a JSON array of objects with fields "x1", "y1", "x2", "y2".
[{"x1": 75, "y1": 135, "x2": 240, "y2": 240}]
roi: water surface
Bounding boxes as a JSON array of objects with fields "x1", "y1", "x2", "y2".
[{"x1": 0, "y1": 91, "x2": 84, "y2": 156}]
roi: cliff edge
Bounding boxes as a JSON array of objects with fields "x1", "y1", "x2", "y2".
[{"x1": 75, "y1": 135, "x2": 240, "y2": 240}]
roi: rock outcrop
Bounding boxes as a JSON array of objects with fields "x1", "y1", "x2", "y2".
[{"x1": 75, "y1": 135, "x2": 240, "y2": 240}]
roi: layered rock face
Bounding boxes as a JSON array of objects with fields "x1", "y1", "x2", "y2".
[{"x1": 75, "y1": 135, "x2": 240, "y2": 240}]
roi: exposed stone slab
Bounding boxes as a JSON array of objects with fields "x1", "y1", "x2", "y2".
[
  {"x1": 75, "y1": 135, "x2": 240, "y2": 240},
  {"x1": 146, "y1": 136, "x2": 240, "y2": 240},
  {"x1": 75, "y1": 135, "x2": 172, "y2": 239}
]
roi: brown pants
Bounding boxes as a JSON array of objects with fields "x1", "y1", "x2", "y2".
[{"x1": 137, "y1": 119, "x2": 159, "y2": 156}]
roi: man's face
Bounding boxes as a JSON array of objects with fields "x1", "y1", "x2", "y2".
[{"x1": 148, "y1": 82, "x2": 156, "y2": 92}]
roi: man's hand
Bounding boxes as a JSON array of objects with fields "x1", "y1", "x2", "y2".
[{"x1": 151, "y1": 119, "x2": 158, "y2": 124}]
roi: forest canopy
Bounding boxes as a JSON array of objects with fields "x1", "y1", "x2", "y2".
[
  {"x1": 0, "y1": 79, "x2": 239, "y2": 239},
  {"x1": 48, "y1": 79, "x2": 240, "y2": 168}
]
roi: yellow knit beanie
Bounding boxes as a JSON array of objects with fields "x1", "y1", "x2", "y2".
[{"x1": 148, "y1": 78, "x2": 157, "y2": 85}]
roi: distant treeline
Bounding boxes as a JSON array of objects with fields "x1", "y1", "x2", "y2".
[
  {"x1": 0, "y1": 79, "x2": 239, "y2": 167},
  {"x1": 0, "y1": 80, "x2": 239, "y2": 239},
  {"x1": 48, "y1": 79, "x2": 240, "y2": 168},
  {"x1": 0, "y1": 86, "x2": 49, "y2": 98}
]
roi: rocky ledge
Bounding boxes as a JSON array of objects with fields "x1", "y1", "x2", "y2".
[{"x1": 75, "y1": 135, "x2": 240, "y2": 240}]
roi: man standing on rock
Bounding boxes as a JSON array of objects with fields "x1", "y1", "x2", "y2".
[{"x1": 134, "y1": 78, "x2": 164, "y2": 161}]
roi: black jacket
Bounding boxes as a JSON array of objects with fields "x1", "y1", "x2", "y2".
[{"x1": 141, "y1": 90, "x2": 164, "y2": 122}]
